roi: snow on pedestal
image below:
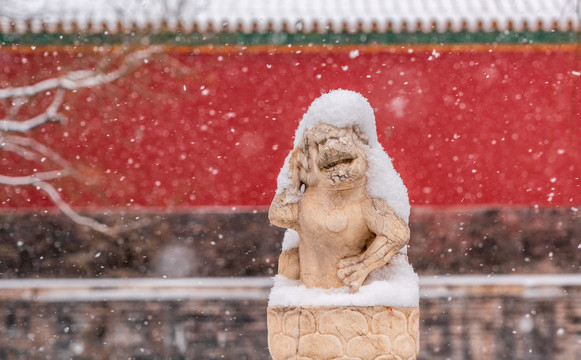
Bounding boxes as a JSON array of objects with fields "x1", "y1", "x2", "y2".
[{"x1": 267, "y1": 90, "x2": 419, "y2": 359}]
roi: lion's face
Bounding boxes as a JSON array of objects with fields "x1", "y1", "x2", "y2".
[{"x1": 299, "y1": 123, "x2": 368, "y2": 188}]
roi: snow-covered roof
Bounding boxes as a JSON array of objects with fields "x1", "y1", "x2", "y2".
[{"x1": 0, "y1": 0, "x2": 578, "y2": 34}]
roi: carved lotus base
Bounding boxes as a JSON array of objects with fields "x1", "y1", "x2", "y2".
[{"x1": 267, "y1": 305, "x2": 419, "y2": 360}]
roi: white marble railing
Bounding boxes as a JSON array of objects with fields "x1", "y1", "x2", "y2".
[{"x1": 1, "y1": 274, "x2": 579, "y2": 302}]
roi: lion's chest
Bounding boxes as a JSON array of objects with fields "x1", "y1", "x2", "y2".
[{"x1": 298, "y1": 190, "x2": 371, "y2": 253}]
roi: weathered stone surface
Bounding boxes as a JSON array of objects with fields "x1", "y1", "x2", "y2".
[
  {"x1": 268, "y1": 306, "x2": 419, "y2": 360},
  {"x1": 319, "y1": 309, "x2": 368, "y2": 341},
  {"x1": 267, "y1": 308, "x2": 282, "y2": 334},
  {"x1": 269, "y1": 123, "x2": 410, "y2": 291},
  {"x1": 394, "y1": 334, "x2": 417, "y2": 359},
  {"x1": 282, "y1": 308, "x2": 316, "y2": 339},
  {"x1": 282, "y1": 309, "x2": 302, "y2": 339},
  {"x1": 408, "y1": 308, "x2": 420, "y2": 355},
  {"x1": 270, "y1": 334, "x2": 297, "y2": 360},
  {"x1": 298, "y1": 310, "x2": 317, "y2": 335},
  {"x1": 346, "y1": 334, "x2": 391, "y2": 358},
  {"x1": 372, "y1": 309, "x2": 408, "y2": 339},
  {"x1": 267, "y1": 107, "x2": 417, "y2": 359},
  {"x1": 298, "y1": 333, "x2": 344, "y2": 359}
]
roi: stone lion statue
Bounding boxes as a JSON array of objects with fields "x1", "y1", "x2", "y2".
[{"x1": 269, "y1": 90, "x2": 410, "y2": 292}]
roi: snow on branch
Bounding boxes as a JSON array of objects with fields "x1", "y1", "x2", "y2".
[
  {"x1": 0, "y1": 89, "x2": 65, "y2": 133},
  {"x1": 2, "y1": 134, "x2": 72, "y2": 169},
  {"x1": 0, "y1": 170, "x2": 70, "y2": 186},
  {"x1": 0, "y1": 46, "x2": 163, "y2": 236},
  {"x1": 0, "y1": 46, "x2": 163, "y2": 99},
  {"x1": 34, "y1": 181, "x2": 116, "y2": 236}
]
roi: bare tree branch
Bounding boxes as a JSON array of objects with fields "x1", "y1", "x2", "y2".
[
  {"x1": 1, "y1": 142, "x2": 39, "y2": 161},
  {"x1": 0, "y1": 46, "x2": 163, "y2": 99},
  {"x1": 34, "y1": 181, "x2": 116, "y2": 236},
  {"x1": 2, "y1": 134, "x2": 72, "y2": 169},
  {"x1": 0, "y1": 89, "x2": 65, "y2": 132},
  {"x1": 6, "y1": 96, "x2": 28, "y2": 119},
  {"x1": 0, "y1": 46, "x2": 165, "y2": 236},
  {"x1": 0, "y1": 170, "x2": 70, "y2": 186},
  {"x1": 0, "y1": 173, "x2": 152, "y2": 236}
]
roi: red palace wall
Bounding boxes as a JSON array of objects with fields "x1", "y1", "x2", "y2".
[{"x1": 1, "y1": 44, "x2": 580, "y2": 211}]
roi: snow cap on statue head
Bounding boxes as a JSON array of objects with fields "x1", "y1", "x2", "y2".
[
  {"x1": 293, "y1": 89, "x2": 379, "y2": 148},
  {"x1": 277, "y1": 89, "x2": 410, "y2": 225}
]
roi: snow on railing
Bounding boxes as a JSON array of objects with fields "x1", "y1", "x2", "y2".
[{"x1": 1, "y1": 274, "x2": 579, "y2": 302}]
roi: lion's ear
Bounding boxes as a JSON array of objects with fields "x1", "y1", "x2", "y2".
[{"x1": 352, "y1": 125, "x2": 369, "y2": 145}]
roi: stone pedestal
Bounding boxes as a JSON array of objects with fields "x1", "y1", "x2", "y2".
[
  {"x1": 267, "y1": 305, "x2": 419, "y2": 360},
  {"x1": 267, "y1": 90, "x2": 419, "y2": 359}
]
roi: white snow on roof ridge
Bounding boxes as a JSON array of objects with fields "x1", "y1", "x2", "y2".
[{"x1": 0, "y1": 0, "x2": 577, "y2": 34}]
